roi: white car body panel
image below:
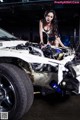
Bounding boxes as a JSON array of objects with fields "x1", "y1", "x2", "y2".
[
  {"x1": 0, "y1": 40, "x2": 27, "y2": 48},
  {"x1": 0, "y1": 48, "x2": 75, "y2": 66}
]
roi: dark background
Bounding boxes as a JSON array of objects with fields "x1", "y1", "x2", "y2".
[
  {"x1": 0, "y1": 1, "x2": 80, "y2": 44},
  {"x1": 0, "y1": 1, "x2": 80, "y2": 120}
]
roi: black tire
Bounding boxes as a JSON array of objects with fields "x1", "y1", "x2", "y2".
[
  {"x1": 23, "y1": 72, "x2": 34, "y2": 112},
  {"x1": 0, "y1": 63, "x2": 34, "y2": 120},
  {"x1": 11, "y1": 63, "x2": 34, "y2": 113}
]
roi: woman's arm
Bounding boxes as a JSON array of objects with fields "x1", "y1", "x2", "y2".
[
  {"x1": 39, "y1": 20, "x2": 44, "y2": 43},
  {"x1": 55, "y1": 36, "x2": 68, "y2": 48},
  {"x1": 56, "y1": 36, "x2": 68, "y2": 48}
]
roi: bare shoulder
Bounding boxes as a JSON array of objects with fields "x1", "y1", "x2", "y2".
[
  {"x1": 39, "y1": 19, "x2": 43, "y2": 27},
  {"x1": 39, "y1": 19, "x2": 43, "y2": 24}
]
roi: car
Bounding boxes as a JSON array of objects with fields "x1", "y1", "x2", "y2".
[{"x1": 0, "y1": 27, "x2": 80, "y2": 120}]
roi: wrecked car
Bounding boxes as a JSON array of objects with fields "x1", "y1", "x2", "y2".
[{"x1": 0, "y1": 28, "x2": 80, "y2": 120}]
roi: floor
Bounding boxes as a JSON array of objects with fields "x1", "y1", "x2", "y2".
[{"x1": 22, "y1": 94, "x2": 80, "y2": 120}]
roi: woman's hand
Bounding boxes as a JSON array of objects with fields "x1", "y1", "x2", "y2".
[
  {"x1": 63, "y1": 46, "x2": 69, "y2": 49},
  {"x1": 40, "y1": 41, "x2": 44, "y2": 49},
  {"x1": 40, "y1": 41, "x2": 44, "y2": 44}
]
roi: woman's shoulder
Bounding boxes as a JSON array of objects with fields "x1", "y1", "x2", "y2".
[{"x1": 39, "y1": 19, "x2": 44, "y2": 27}]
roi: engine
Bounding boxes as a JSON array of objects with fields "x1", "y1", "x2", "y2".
[{"x1": 14, "y1": 42, "x2": 74, "y2": 72}]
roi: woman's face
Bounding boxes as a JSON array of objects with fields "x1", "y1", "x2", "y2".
[{"x1": 45, "y1": 12, "x2": 54, "y2": 23}]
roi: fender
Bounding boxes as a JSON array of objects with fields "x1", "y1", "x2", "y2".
[{"x1": 0, "y1": 48, "x2": 75, "y2": 66}]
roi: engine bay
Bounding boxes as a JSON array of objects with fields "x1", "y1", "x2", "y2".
[{"x1": 14, "y1": 42, "x2": 75, "y2": 60}]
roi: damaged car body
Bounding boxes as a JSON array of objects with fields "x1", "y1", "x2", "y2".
[
  {"x1": 0, "y1": 27, "x2": 80, "y2": 120},
  {"x1": 0, "y1": 1, "x2": 80, "y2": 120}
]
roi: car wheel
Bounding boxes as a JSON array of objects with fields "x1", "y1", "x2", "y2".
[{"x1": 0, "y1": 63, "x2": 34, "y2": 120}]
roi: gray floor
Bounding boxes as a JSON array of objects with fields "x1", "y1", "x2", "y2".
[{"x1": 22, "y1": 94, "x2": 80, "y2": 120}]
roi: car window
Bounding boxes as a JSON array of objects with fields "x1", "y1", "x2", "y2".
[{"x1": 0, "y1": 28, "x2": 17, "y2": 40}]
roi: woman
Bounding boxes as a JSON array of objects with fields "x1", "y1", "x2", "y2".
[{"x1": 39, "y1": 10, "x2": 67, "y2": 48}]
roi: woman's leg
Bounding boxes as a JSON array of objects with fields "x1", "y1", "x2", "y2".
[
  {"x1": 47, "y1": 37, "x2": 64, "y2": 47},
  {"x1": 54, "y1": 38, "x2": 59, "y2": 47}
]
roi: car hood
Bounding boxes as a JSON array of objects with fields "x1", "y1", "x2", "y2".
[{"x1": 0, "y1": 40, "x2": 27, "y2": 48}]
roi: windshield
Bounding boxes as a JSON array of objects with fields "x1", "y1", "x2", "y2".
[{"x1": 0, "y1": 28, "x2": 18, "y2": 41}]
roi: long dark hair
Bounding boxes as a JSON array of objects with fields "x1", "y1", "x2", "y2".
[{"x1": 43, "y1": 10, "x2": 59, "y2": 36}]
